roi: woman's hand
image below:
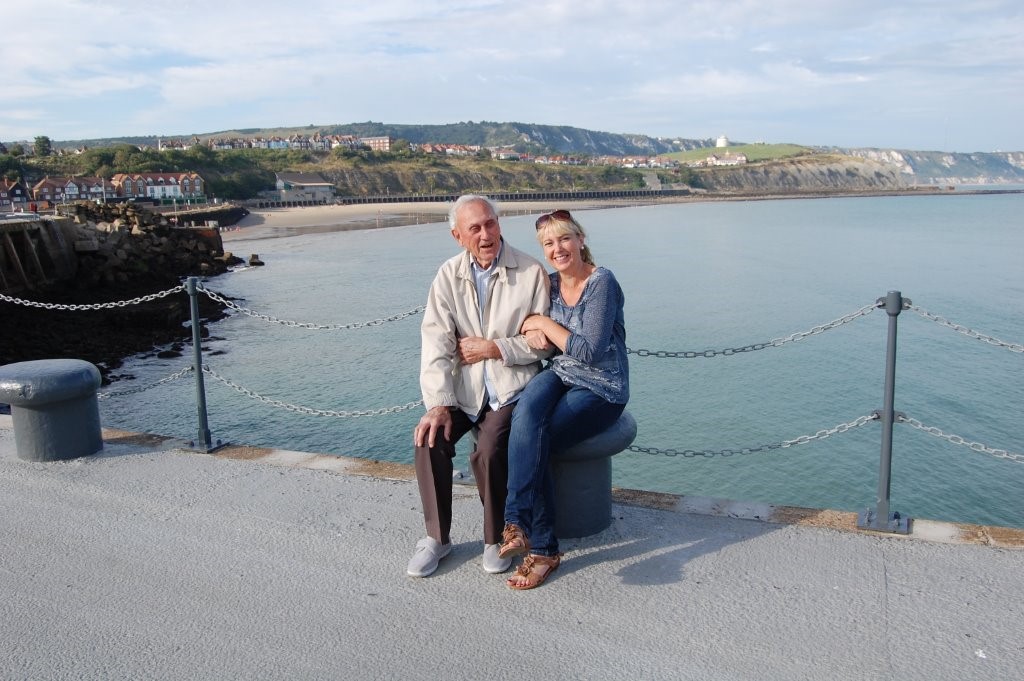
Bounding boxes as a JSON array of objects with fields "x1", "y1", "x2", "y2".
[
  {"x1": 521, "y1": 314, "x2": 569, "y2": 353},
  {"x1": 520, "y1": 314, "x2": 549, "y2": 334},
  {"x1": 524, "y1": 328, "x2": 551, "y2": 350}
]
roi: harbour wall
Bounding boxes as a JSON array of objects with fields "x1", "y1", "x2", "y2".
[
  {"x1": 0, "y1": 202, "x2": 244, "y2": 293},
  {"x1": 0, "y1": 203, "x2": 246, "y2": 381}
]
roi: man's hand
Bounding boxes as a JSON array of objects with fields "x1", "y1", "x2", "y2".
[
  {"x1": 457, "y1": 336, "x2": 499, "y2": 364},
  {"x1": 413, "y1": 406, "x2": 453, "y2": 448}
]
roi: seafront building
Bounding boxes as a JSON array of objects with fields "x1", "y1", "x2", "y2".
[
  {"x1": 270, "y1": 172, "x2": 336, "y2": 204},
  {"x1": 0, "y1": 178, "x2": 30, "y2": 211},
  {"x1": 109, "y1": 172, "x2": 205, "y2": 202},
  {"x1": 32, "y1": 176, "x2": 117, "y2": 205},
  {"x1": 24, "y1": 172, "x2": 206, "y2": 208}
]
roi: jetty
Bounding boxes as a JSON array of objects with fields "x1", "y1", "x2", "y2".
[{"x1": 2, "y1": 415, "x2": 1021, "y2": 680}]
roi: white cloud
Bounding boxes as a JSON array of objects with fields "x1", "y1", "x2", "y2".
[{"x1": 1, "y1": 0, "x2": 1021, "y2": 151}]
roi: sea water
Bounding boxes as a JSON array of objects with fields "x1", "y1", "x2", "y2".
[{"x1": 100, "y1": 193, "x2": 1024, "y2": 528}]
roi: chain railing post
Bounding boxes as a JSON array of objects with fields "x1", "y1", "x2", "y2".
[
  {"x1": 185, "y1": 277, "x2": 220, "y2": 452},
  {"x1": 858, "y1": 290, "x2": 911, "y2": 534}
]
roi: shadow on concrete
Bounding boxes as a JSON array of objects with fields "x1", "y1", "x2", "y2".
[{"x1": 563, "y1": 512, "x2": 779, "y2": 587}]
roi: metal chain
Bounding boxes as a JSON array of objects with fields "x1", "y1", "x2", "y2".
[
  {"x1": 627, "y1": 302, "x2": 878, "y2": 358},
  {"x1": 198, "y1": 285, "x2": 425, "y2": 330},
  {"x1": 768, "y1": 302, "x2": 879, "y2": 347},
  {"x1": 626, "y1": 413, "x2": 878, "y2": 457},
  {"x1": 898, "y1": 414, "x2": 1024, "y2": 463},
  {"x1": 11, "y1": 286, "x2": 1020, "y2": 470},
  {"x1": 97, "y1": 366, "x2": 194, "y2": 400},
  {"x1": 202, "y1": 366, "x2": 423, "y2": 417},
  {"x1": 627, "y1": 342, "x2": 772, "y2": 358},
  {"x1": 909, "y1": 305, "x2": 1024, "y2": 353},
  {"x1": 0, "y1": 285, "x2": 187, "y2": 311}
]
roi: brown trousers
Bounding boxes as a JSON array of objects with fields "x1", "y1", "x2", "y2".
[{"x1": 414, "y1": 403, "x2": 513, "y2": 546}]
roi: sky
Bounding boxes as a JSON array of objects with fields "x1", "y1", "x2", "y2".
[{"x1": 1, "y1": 0, "x2": 1022, "y2": 153}]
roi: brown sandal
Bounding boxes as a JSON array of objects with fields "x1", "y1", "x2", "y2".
[
  {"x1": 498, "y1": 523, "x2": 530, "y2": 559},
  {"x1": 507, "y1": 553, "x2": 561, "y2": 590}
]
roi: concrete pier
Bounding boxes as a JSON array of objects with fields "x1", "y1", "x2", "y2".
[{"x1": 1, "y1": 414, "x2": 1022, "y2": 680}]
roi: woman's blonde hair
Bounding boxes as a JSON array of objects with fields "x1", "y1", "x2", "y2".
[{"x1": 534, "y1": 209, "x2": 596, "y2": 265}]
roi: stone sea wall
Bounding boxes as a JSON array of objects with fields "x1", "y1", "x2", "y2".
[
  {"x1": 59, "y1": 202, "x2": 244, "y2": 288},
  {"x1": 0, "y1": 203, "x2": 246, "y2": 383}
]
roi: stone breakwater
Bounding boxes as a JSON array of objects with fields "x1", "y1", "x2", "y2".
[
  {"x1": 55, "y1": 201, "x2": 247, "y2": 287},
  {"x1": 0, "y1": 203, "x2": 247, "y2": 384}
]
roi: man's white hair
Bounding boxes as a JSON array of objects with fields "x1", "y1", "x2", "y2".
[{"x1": 448, "y1": 194, "x2": 499, "y2": 230}]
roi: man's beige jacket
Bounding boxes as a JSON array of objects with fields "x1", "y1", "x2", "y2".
[{"x1": 420, "y1": 240, "x2": 550, "y2": 417}]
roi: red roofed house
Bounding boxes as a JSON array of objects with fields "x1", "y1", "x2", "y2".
[
  {"x1": 0, "y1": 178, "x2": 30, "y2": 211},
  {"x1": 32, "y1": 176, "x2": 116, "y2": 204},
  {"x1": 110, "y1": 172, "x2": 205, "y2": 201}
]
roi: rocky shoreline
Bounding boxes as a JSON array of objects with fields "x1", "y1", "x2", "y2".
[{"x1": 1, "y1": 203, "x2": 246, "y2": 386}]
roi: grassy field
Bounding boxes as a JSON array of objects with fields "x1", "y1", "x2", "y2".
[{"x1": 665, "y1": 143, "x2": 811, "y2": 163}]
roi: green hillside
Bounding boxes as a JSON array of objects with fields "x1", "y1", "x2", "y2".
[
  {"x1": 7, "y1": 144, "x2": 653, "y2": 199},
  {"x1": 37, "y1": 121, "x2": 711, "y2": 158},
  {"x1": 5, "y1": 121, "x2": 1022, "y2": 197},
  {"x1": 666, "y1": 143, "x2": 812, "y2": 163}
]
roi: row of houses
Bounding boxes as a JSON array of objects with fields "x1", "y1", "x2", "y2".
[
  {"x1": 144, "y1": 135, "x2": 705, "y2": 169},
  {"x1": 520, "y1": 151, "x2": 746, "y2": 168},
  {"x1": 411, "y1": 142, "x2": 690, "y2": 169},
  {"x1": 1, "y1": 172, "x2": 206, "y2": 210},
  {"x1": 2, "y1": 170, "x2": 324, "y2": 211},
  {"x1": 17, "y1": 133, "x2": 745, "y2": 173},
  {"x1": 156, "y1": 134, "x2": 392, "y2": 153}
]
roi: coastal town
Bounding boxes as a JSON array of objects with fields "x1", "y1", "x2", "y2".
[
  {"x1": 149, "y1": 132, "x2": 748, "y2": 169},
  {"x1": 0, "y1": 133, "x2": 748, "y2": 212}
]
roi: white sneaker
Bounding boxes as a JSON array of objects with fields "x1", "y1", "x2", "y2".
[
  {"x1": 406, "y1": 537, "x2": 452, "y2": 577},
  {"x1": 482, "y1": 543, "x2": 513, "y2": 574}
]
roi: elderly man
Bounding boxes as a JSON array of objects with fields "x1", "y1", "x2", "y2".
[{"x1": 408, "y1": 194, "x2": 550, "y2": 578}]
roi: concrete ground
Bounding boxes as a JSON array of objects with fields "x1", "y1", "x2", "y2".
[{"x1": 2, "y1": 414, "x2": 1022, "y2": 681}]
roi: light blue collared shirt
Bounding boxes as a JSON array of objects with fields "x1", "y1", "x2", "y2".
[{"x1": 471, "y1": 242, "x2": 504, "y2": 413}]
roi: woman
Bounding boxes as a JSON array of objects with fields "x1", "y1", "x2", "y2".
[{"x1": 498, "y1": 209, "x2": 629, "y2": 590}]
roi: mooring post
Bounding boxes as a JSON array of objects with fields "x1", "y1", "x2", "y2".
[
  {"x1": 185, "y1": 277, "x2": 215, "y2": 451},
  {"x1": 858, "y1": 290, "x2": 911, "y2": 534}
]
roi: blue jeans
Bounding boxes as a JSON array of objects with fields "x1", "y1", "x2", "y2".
[{"x1": 505, "y1": 370, "x2": 625, "y2": 556}]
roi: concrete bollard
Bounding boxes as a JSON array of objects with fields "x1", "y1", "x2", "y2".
[
  {"x1": 553, "y1": 410, "x2": 637, "y2": 538},
  {"x1": 0, "y1": 359, "x2": 103, "y2": 462}
]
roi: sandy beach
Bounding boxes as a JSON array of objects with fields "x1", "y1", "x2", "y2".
[
  {"x1": 221, "y1": 198, "x2": 666, "y2": 242},
  {"x1": 220, "y1": 186, "x2": 988, "y2": 242}
]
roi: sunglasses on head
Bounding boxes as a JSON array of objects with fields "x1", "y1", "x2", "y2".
[{"x1": 535, "y1": 209, "x2": 572, "y2": 230}]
